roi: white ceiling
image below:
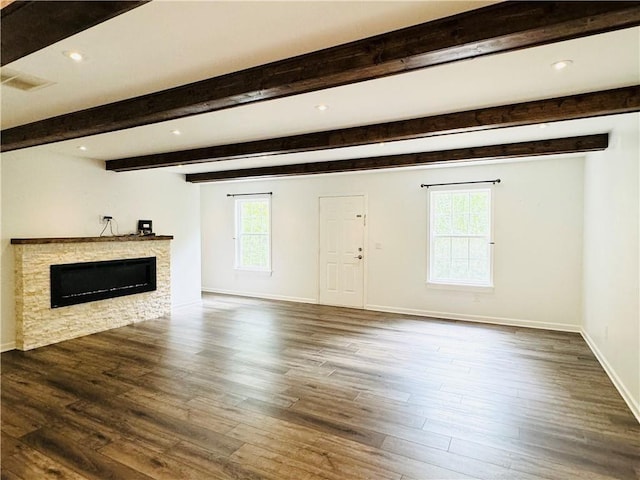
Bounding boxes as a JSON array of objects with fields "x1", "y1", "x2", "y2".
[{"x1": 1, "y1": 1, "x2": 639, "y2": 177}]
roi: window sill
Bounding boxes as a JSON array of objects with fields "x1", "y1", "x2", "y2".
[
  {"x1": 426, "y1": 281, "x2": 494, "y2": 293},
  {"x1": 234, "y1": 268, "x2": 273, "y2": 276}
]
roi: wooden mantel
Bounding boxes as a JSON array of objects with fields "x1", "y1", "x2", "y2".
[{"x1": 11, "y1": 235, "x2": 173, "y2": 245}]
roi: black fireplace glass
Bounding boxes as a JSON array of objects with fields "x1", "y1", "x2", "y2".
[{"x1": 50, "y1": 257, "x2": 156, "y2": 308}]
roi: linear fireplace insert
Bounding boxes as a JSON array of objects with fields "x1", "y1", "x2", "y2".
[{"x1": 50, "y1": 257, "x2": 156, "y2": 308}]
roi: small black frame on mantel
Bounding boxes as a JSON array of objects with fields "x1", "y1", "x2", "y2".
[{"x1": 138, "y1": 220, "x2": 153, "y2": 235}]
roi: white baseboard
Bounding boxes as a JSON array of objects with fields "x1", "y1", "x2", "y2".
[
  {"x1": 1, "y1": 341, "x2": 16, "y2": 352},
  {"x1": 581, "y1": 328, "x2": 640, "y2": 424},
  {"x1": 364, "y1": 304, "x2": 581, "y2": 332},
  {"x1": 202, "y1": 288, "x2": 317, "y2": 305},
  {"x1": 171, "y1": 298, "x2": 203, "y2": 310}
]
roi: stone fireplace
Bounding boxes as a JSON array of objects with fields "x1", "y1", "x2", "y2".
[{"x1": 11, "y1": 235, "x2": 173, "y2": 350}]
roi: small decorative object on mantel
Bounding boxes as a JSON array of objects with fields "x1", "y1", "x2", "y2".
[{"x1": 138, "y1": 219, "x2": 153, "y2": 236}]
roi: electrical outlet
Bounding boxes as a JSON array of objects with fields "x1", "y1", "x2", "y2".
[{"x1": 101, "y1": 215, "x2": 112, "y2": 224}]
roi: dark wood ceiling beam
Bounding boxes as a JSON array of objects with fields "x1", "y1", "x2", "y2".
[
  {"x1": 185, "y1": 134, "x2": 609, "y2": 183},
  {"x1": 1, "y1": 1, "x2": 149, "y2": 66},
  {"x1": 106, "y1": 86, "x2": 639, "y2": 171},
  {"x1": 3, "y1": 1, "x2": 640, "y2": 152}
]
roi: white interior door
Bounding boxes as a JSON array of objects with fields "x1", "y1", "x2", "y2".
[{"x1": 319, "y1": 196, "x2": 365, "y2": 308}]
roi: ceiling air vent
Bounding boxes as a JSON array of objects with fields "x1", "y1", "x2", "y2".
[{"x1": 1, "y1": 68, "x2": 55, "y2": 92}]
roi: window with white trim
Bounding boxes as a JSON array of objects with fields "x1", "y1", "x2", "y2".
[
  {"x1": 428, "y1": 188, "x2": 493, "y2": 287},
  {"x1": 235, "y1": 196, "x2": 271, "y2": 271}
]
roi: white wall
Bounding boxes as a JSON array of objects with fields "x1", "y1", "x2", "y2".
[
  {"x1": 1, "y1": 150, "x2": 202, "y2": 351},
  {"x1": 201, "y1": 156, "x2": 585, "y2": 331},
  {"x1": 583, "y1": 113, "x2": 640, "y2": 421}
]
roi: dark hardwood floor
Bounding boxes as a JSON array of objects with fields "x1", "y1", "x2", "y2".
[{"x1": 1, "y1": 293, "x2": 639, "y2": 479}]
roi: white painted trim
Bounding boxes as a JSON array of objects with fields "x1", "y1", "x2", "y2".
[
  {"x1": 364, "y1": 304, "x2": 581, "y2": 332},
  {"x1": 1, "y1": 341, "x2": 16, "y2": 352},
  {"x1": 202, "y1": 288, "x2": 317, "y2": 305},
  {"x1": 426, "y1": 282, "x2": 495, "y2": 293},
  {"x1": 171, "y1": 299, "x2": 203, "y2": 310},
  {"x1": 581, "y1": 328, "x2": 640, "y2": 424}
]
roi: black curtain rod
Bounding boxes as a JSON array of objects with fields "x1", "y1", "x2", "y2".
[
  {"x1": 420, "y1": 179, "x2": 501, "y2": 189},
  {"x1": 226, "y1": 192, "x2": 273, "y2": 197}
]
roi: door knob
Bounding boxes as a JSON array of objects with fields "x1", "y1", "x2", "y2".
[{"x1": 355, "y1": 255, "x2": 363, "y2": 259}]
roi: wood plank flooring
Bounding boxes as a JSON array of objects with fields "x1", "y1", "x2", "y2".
[{"x1": 2, "y1": 293, "x2": 639, "y2": 479}]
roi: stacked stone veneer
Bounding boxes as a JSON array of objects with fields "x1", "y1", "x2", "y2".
[{"x1": 13, "y1": 239, "x2": 171, "y2": 350}]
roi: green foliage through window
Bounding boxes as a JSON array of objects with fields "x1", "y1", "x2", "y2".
[
  {"x1": 429, "y1": 189, "x2": 492, "y2": 286},
  {"x1": 236, "y1": 198, "x2": 270, "y2": 270}
]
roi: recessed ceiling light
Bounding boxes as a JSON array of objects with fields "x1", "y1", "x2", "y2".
[
  {"x1": 552, "y1": 59, "x2": 573, "y2": 71},
  {"x1": 539, "y1": 123, "x2": 548, "y2": 129},
  {"x1": 63, "y1": 50, "x2": 86, "y2": 62},
  {"x1": 171, "y1": 129, "x2": 182, "y2": 136},
  {"x1": 78, "y1": 145, "x2": 88, "y2": 151},
  {"x1": 315, "y1": 104, "x2": 328, "y2": 111}
]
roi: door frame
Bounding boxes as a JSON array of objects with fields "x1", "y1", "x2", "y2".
[{"x1": 317, "y1": 194, "x2": 368, "y2": 308}]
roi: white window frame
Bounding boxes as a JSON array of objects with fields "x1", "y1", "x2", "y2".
[
  {"x1": 427, "y1": 185, "x2": 494, "y2": 290},
  {"x1": 234, "y1": 195, "x2": 272, "y2": 272}
]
